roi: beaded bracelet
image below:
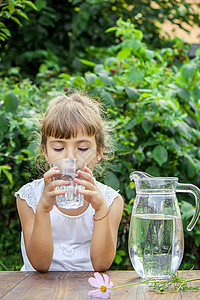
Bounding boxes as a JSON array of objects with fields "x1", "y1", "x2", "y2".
[{"x1": 93, "y1": 207, "x2": 110, "y2": 221}]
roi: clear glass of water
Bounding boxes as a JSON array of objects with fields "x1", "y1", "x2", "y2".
[{"x1": 52, "y1": 158, "x2": 85, "y2": 209}]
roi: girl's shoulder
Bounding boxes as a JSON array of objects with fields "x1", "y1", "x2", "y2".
[
  {"x1": 94, "y1": 179, "x2": 120, "y2": 207},
  {"x1": 14, "y1": 178, "x2": 44, "y2": 214}
]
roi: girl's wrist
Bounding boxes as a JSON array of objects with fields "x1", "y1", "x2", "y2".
[
  {"x1": 37, "y1": 197, "x2": 52, "y2": 214},
  {"x1": 93, "y1": 204, "x2": 109, "y2": 220},
  {"x1": 93, "y1": 207, "x2": 110, "y2": 221}
]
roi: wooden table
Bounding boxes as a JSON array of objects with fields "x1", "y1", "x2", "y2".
[{"x1": 1, "y1": 270, "x2": 200, "y2": 299}]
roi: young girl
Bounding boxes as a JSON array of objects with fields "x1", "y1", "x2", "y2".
[{"x1": 15, "y1": 92, "x2": 124, "y2": 272}]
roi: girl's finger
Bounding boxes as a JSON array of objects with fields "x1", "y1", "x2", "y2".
[
  {"x1": 50, "y1": 189, "x2": 67, "y2": 197},
  {"x1": 46, "y1": 180, "x2": 69, "y2": 193},
  {"x1": 44, "y1": 167, "x2": 60, "y2": 182},
  {"x1": 76, "y1": 169, "x2": 94, "y2": 183},
  {"x1": 78, "y1": 189, "x2": 96, "y2": 196},
  {"x1": 74, "y1": 177, "x2": 95, "y2": 190},
  {"x1": 83, "y1": 166, "x2": 93, "y2": 176}
]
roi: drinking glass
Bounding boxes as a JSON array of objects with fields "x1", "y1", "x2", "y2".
[{"x1": 52, "y1": 158, "x2": 85, "y2": 209}]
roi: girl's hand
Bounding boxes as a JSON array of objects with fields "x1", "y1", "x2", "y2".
[
  {"x1": 75, "y1": 166, "x2": 108, "y2": 211},
  {"x1": 38, "y1": 167, "x2": 68, "y2": 213}
]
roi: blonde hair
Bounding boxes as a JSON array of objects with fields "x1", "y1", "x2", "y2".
[{"x1": 39, "y1": 92, "x2": 113, "y2": 159}]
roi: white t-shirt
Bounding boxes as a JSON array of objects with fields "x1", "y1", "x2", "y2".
[{"x1": 15, "y1": 178, "x2": 119, "y2": 271}]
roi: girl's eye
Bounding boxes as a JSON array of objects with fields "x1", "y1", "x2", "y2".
[
  {"x1": 54, "y1": 148, "x2": 64, "y2": 152},
  {"x1": 78, "y1": 148, "x2": 89, "y2": 151}
]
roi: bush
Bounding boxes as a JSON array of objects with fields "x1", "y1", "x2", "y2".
[
  {"x1": 0, "y1": 18, "x2": 200, "y2": 270},
  {"x1": 0, "y1": 0, "x2": 199, "y2": 78},
  {"x1": 0, "y1": 78, "x2": 41, "y2": 270}
]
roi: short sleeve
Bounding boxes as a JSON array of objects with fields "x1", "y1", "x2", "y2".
[
  {"x1": 95, "y1": 180, "x2": 119, "y2": 207},
  {"x1": 14, "y1": 180, "x2": 42, "y2": 214},
  {"x1": 104, "y1": 185, "x2": 119, "y2": 206}
]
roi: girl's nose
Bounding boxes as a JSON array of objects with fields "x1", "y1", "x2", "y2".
[{"x1": 64, "y1": 148, "x2": 76, "y2": 159}]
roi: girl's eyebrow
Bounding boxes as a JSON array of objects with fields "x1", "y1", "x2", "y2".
[
  {"x1": 76, "y1": 139, "x2": 92, "y2": 143},
  {"x1": 49, "y1": 139, "x2": 92, "y2": 144},
  {"x1": 49, "y1": 139, "x2": 65, "y2": 144}
]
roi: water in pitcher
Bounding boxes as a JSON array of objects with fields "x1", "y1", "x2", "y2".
[{"x1": 129, "y1": 214, "x2": 184, "y2": 278}]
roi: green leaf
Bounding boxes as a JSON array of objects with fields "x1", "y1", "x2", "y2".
[
  {"x1": 106, "y1": 57, "x2": 117, "y2": 66},
  {"x1": 117, "y1": 47, "x2": 132, "y2": 60},
  {"x1": 2, "y1": 170, "x2": 13, "y2": 184},
  {"x1": 73, "y1": 76, "x2": 86, "y2": 88},
  {"x1": 125, "y1": 87, "x2": 141, "y2": 101},
  {"x1": 22, "y1": 118, "x2": 36, "y2": 130},
  {"x1": 127, "y1": 69, "x2": 144, "y2": 82},
  {"x1": 193, "y1": 86, "x2": 200, "y2": 101},
  {"x1": 35, "y1": 0, "x2": 47, "y2": 10},
  {"x1": 100, "y1": 91, "x2": 115, "y2": 108},
  {"x1": 145, "y1": 138, "x2": 158, "y2": 146},
  {"x1": 153, "y1": 145, "x2": 168, "y2": 166},
  {"x1": 145, "y1": 165, "x2": 160, "y2": 177},
  {"x1": 0, "y1": 165, "x2": 13, "y2": 185},
  {"x1": 59, "y1": 73, "x2": 71, "y2": 81},
  {"x1": 80, "y1": 59, "x2": 96, "y2": 67},
  {"x1": 145, "y1": 49, "x2": 155, "y2": 59},
  {"x1": 155, "y1": 52, "x2": 164, "y2": 63},
  {"x1": 177, "y1": 87, "x2": 190, "y2": 102},
  {"x1": 0, "y1": 34, "x2": 6, "y2": 41},
  {"x1": 181, "y1": 64, "x2": 195, "y2": 81},
  {"x1": 136, "y1": 113, "x2": 144, "y2": 124},
  {"x1": 124, "y1": 119, "x2": 137, "y2": 130},
  {"x1": 175, "y1": 120, "x2": 193, "y2": 141},
  {"x1": 3, "y1": 93, "x2": 19, "y2": 112},
  {"x1": 85, "y1": 73, "x2": 97, "y2": 86},
  {"x1": 22, "y1": 1, "x2": 38, "y2": 10},
  {"x1": 99, "y1": 74, "x2": 115, "y2": 86},
  {"x1": 103, "y1": 171, "x2": 120, "y2": 190},
  {"x1": 114, "y1": 254, "x2": 123, "y2": 265},
  {"x1": 195, "y1": 48, "x2": 200, "y2": 57},
  {"x1": 181, "y1": 201, "x2": 195, "y2": 220},
  {"x1": 184, "y1": 154, "x2": 197, "y2": 178},
  {"x1": 129, "y1": 39, "x2": 141, "y2": 51},
  {"x1": 94, "y1": 64, "x2": 105, "y2": 74},
  {"x1": 105, "y1": 26, "x2": 117, "y2": 33},
  {"x1": 0, "y1": 115, "x2": 8, "y2": 132},
  {"x1": 117, "y1": 250, "x2": 126, "y2": 256},
  {"x1": 16, "y1": 11, "x2": 29, "y2": 19},
  {"x1": 15, "y1": 155, "x2": 24, "y2": 161},
  {"x1": 0, "y1": 27, "x2": 10, "y2": 35},
  {"x1": 142, "y1": 119, "x2": 153, "y2": 134},
  {"x1": 167, "y1": 99, "x2": 180, "y2": 111},
  {"x1": 11, "y1": 16, "x2": 22, "y2": 26}
]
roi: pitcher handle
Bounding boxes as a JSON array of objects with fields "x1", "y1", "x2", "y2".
[{"x1": 176, "y1": 182, "x2": 200, "y2": 231}]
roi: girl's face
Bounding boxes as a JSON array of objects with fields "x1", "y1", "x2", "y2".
[{"x1": 43, "y1": 131, "x2": 101, "y2": 171}]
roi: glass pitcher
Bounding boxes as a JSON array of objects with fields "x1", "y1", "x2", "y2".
[{"x1": 128, "y1": 171, "x2": 200, "y2": 279}]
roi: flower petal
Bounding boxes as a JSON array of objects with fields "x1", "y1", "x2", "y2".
[
  {"x1": 107, "y1": 280, "x2": 113, "y2": 289},
  {"x1": 88, "y1": 289, "x2": 101, "y2": 297},
  {"x1": 88, "y1": 289, "x2": 111, "y2": 299},
  {"x1": 99, "y1": 290, "x2": 111, "y2": 299},
  {"x1": 102, "y1": 274, "x2": 109, "y2": 286},
  {"x1": 88, "y1": 277, "x2": 101, "y2": 288},
  {"x1": 94, "y1": 272, "x2": 105, "y2": 285}
]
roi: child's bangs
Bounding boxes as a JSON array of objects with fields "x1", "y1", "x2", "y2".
[{"x1": 45, "y1": 112, "x2": 97, "y2": 139}]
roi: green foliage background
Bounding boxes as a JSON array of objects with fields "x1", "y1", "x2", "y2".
[{"x1": 0, "y1": 0, "x2": 200, "y2": 271}]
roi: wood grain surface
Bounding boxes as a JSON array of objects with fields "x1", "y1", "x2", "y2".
[{"x1": 1, "y1": 270, "x2": 200, "y2": 299}]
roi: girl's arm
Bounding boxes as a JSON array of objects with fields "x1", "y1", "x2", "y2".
[
  {"x1": 16, "y1": 167, "x2": 68, "y2": 272},
  {"x1": 16, "y1": 196, "x2": 53, "y2": 272},
  {"x1": 90, "y1": 195, "x2": 124, "y2": 271},
  {"x1": 75, "y1": 167, "x2": 124, "y2": 271}
]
